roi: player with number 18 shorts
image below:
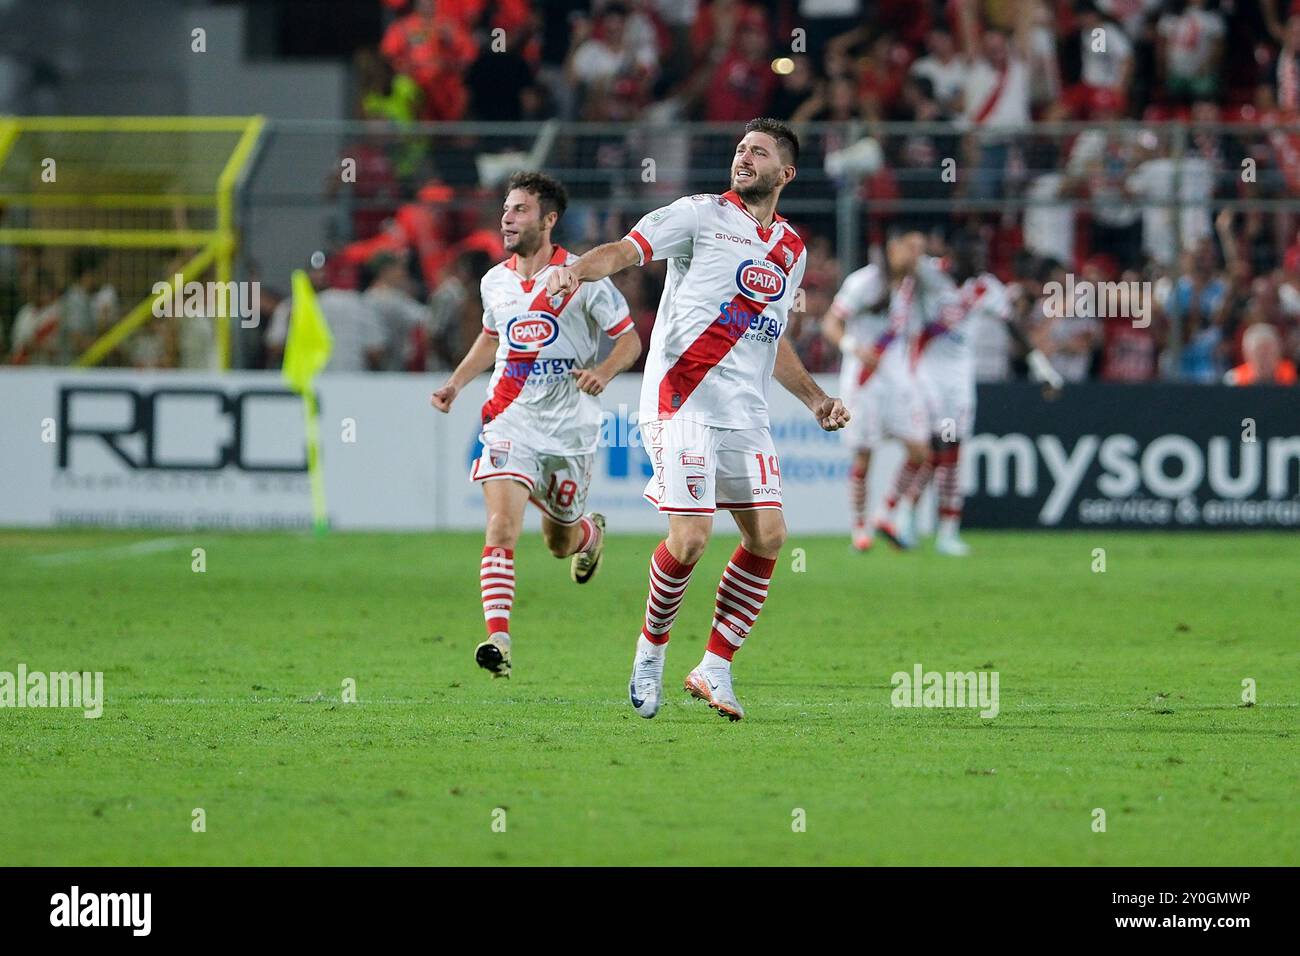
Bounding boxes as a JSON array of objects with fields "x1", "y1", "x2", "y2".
[{"x1": 431, "y1": 172, "x2": 642, "y2": 678}]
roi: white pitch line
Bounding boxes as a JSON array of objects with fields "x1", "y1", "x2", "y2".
[{"x1": 29, "y1": 536, "x2": 190, "y2": 566}]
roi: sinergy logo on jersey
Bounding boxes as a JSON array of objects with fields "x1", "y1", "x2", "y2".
[
  {"x1": 505, "y1": 312, "x2": 559, "y2": 351},
  {"x1": 735, "y1": 258, "x2": 786, "y2": 303}
]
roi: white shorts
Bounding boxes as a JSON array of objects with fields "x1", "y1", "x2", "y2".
[
  {"x1": 641, "y1": 418, "x2": 782, "y2": 514},
  {"x1": 470, "y1": 434, "x2": 592, "y2": 525},
  {"x1": 917, "y1": 371, "x2": 976, "y2": 441},
  {"x1": 843, "y1": 374, "x2": 928, "y2": 450}
]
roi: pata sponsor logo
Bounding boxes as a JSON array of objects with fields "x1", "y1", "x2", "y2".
[
  {"x1": 735, "y1": 259, "x2": 786, "y2": 302},
  {"x1": 505, "y1": 312, "x2": 559, "y2": 351}
]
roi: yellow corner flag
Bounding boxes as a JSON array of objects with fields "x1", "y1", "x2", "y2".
[
  {"x1": 283, "y1": 270, "x2": 333, "y2": 393},
  {"x1": 282, "y1": 270, "x2": 334, "y2": 535}
]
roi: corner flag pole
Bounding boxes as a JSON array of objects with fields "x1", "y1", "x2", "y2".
[
  {"x1": 302, "y1": 388, "x2": 328, "y2": 537},
  {"x1": 281, "y1": 269, "x2": 333, "y2": 536}
]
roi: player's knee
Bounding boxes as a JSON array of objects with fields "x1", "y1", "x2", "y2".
[
  {"x1": 668, "y1": 527, "x2": 710, "y2": 564},
  {"x1": 485, "y1": 511, "x2": 521, "y2": 548},
  {"x1": 744, "y1": 520, "x2": 786, "y2": 557}
]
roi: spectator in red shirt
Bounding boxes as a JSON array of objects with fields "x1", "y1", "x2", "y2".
[
  {"x1": 704, "y1": 9, "x2": 775, "y2": 121},
  {"x1": 380, "y1": 0, "x2": 478, "y2": 121}
]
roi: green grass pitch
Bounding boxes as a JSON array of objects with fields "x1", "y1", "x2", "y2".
[{"x1": 1, "y1": 528, "x2": 1296, "y2": 866}]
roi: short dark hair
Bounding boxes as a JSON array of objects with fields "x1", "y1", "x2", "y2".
[
  {"x1": 505, "y1": 170, "x2": 568, "y2": 223},
  {"x1": 744, "y1": 117, "x2": 799, "y2": 166}
]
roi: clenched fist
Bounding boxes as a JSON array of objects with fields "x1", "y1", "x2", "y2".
[
  {"x1": 571, "y1": 367, "x2": 609, "y2": 395},
  {"x1": 813, "y1": 396, "x2": 850, "y2": 431},
  {"x1": 546, "y1": 266, "x2": 579, "y2": 298},
  {"x1": 430, "y1": 382, "x2": 458, "y2": 412}
]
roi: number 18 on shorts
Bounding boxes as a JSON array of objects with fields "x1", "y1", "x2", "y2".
[
  {"x1": 471, "y1": 438, "x2": 593, "y2": 525},
  {"x1": 641, "y1": 417, "x2": 783, "y2": 514}
]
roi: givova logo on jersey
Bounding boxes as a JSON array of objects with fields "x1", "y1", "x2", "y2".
[
  {"x1": 735, "y1": 259, "x2": 786, "y2": 303},
  {"x1": 505, "y1": 312, "x2": 559, "y2": 351}
]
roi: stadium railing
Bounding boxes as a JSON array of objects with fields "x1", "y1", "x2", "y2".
[
  {"x1": 0, "y1": 115, "x2": 265, "y2": 369},
  {"x1": 6, "y1": 118, "x2": 1300, "y2": 369}
]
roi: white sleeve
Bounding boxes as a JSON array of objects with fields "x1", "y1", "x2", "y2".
[
  {"x1": 585, "y1": 277, "x2": 634, "y2": 338},
  {"x1": 267, "y1": 299, "x2": 291, "y2": 347},
  {"x1": 478, "y1": 275, "x2": 498, "y2": 338},
  {"x1": 625, "y1": 196, "x2": 699, "y2": 265},
  {"x1": 982, "y1": 277, "x2": 1012, "y2": 322},
  {"x1": 830, "y1": 266, "x2": 882, "y2": 318}
]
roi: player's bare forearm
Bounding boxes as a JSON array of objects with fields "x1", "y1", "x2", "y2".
[
  {"x1": 573, "y1": 240, "x2": 640, "y2": 283},
  {"x1": 431, "y1": 332, "x2": 496, "y2": 411},
  {"x1": 547, "y1": 240, "x2": 640, "y2": 298},
  {"x1": 446, "y1": 332, "x2": 497, "y2": 390},
  {"x1": 820, "y1": 308, "x2": 845, "y2": 348},
  {"x1": 597, "y1": 329, "x2": 641, "y2": 380},
  {"x1": 775, "y1": 336, "x2": 826, "y2": 409},
  {"x1": 574, "y1": 330, "x2": 642, "y2": 395},
  {"x1": 774, "y1": 337, "x2": 849, "y2": 431}
]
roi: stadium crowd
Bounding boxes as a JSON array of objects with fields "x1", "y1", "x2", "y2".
[{"x1": 2, "y1": 0, "x2": 1299, "y2": 386}]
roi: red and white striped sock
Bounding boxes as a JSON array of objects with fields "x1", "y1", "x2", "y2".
[
  {"x1": 574, "y1": 514, "x2": 600, "y2": 555},
  {"x1": 905, "y1": 451, "x2": 936, "y2": 504},
  {"x1": 848, "y1": 462, "x2": 868, "y2": 526},
  {"x1": 705, "y1": 545, "x2": 776, "y2": 665},
  {"x1": 935, "y1": 445, "x2": 963, "y2": 533},
  {"x1": 884, "y1": 457, "x2": 923, "y2": 515},
  {"x1": 480, "y1": 546, "x2": 515, "y2": 638},
  {"x1": 642, "y1": 541, "x2": 695, "y2": 646}
]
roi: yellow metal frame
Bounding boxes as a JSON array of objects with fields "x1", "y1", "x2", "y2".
[{"x1": 0, "y1": 115, "x2": 265, "y2": 369}]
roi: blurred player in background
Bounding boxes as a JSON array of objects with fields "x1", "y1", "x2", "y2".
[
  {"x1": 820, "y1": 231, "x2": 934, "y2": 552},
  {"x1": 547, "y1": 118, "x2": 849, "y2": 722},
  {"x1": 893, "y1": 232, "x2": 1065, "y2": 554},
  {"x1": 431, "y1": 172, "x2": 641, "y2": 678}
]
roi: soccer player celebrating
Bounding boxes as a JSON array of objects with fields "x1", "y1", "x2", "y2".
[
  {"x1": 546, "y1": 118, "x2": 849, "y2": 721},
  {"x1": 431, "y1": 172, "x2": 642, "y2": 678},
  {"x1": 820, "y1": 232, "x2": 935, "y2": 552}
]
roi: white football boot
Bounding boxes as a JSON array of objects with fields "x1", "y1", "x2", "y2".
[
  {"x1": 684, "y1": 659, "x2": 744, "y2": 721},
  {"x1": 935, "y1": 532, "x2": 971, "y2": 557},
  {"x1": 628, "y1": 636, "x2": 665, "y2": 718},
  {"x1": 475, "y1": 633, "x2": 512, "y2": 678},
  {"x1": 897, "y1": 502, "x2": 917, "y2": 550}
]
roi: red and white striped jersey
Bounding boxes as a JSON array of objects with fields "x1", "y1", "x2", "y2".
[
  {"x1": 479, "y1": 245, "x2": 633, "y2": 455},
  {"x1": 920, "y1": 273, "x2": 1009, "y2": 376},
  {"x1": 625, "y1": 191, "x2": 807, "y2": 430}
]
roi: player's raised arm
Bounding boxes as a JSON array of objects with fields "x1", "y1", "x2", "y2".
[
  {"x1": 774, "y1": 336, "x2": 849, "y2": 431},
  {"x1": 431, "y1": 330, "x2": 497, "y2": 412},
  {"x1": 546, "y1": 239, "x2": 640, "y2": 298},
  {"x1": 551, "y1": 195, "x2": 701, "y2": 298}
]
